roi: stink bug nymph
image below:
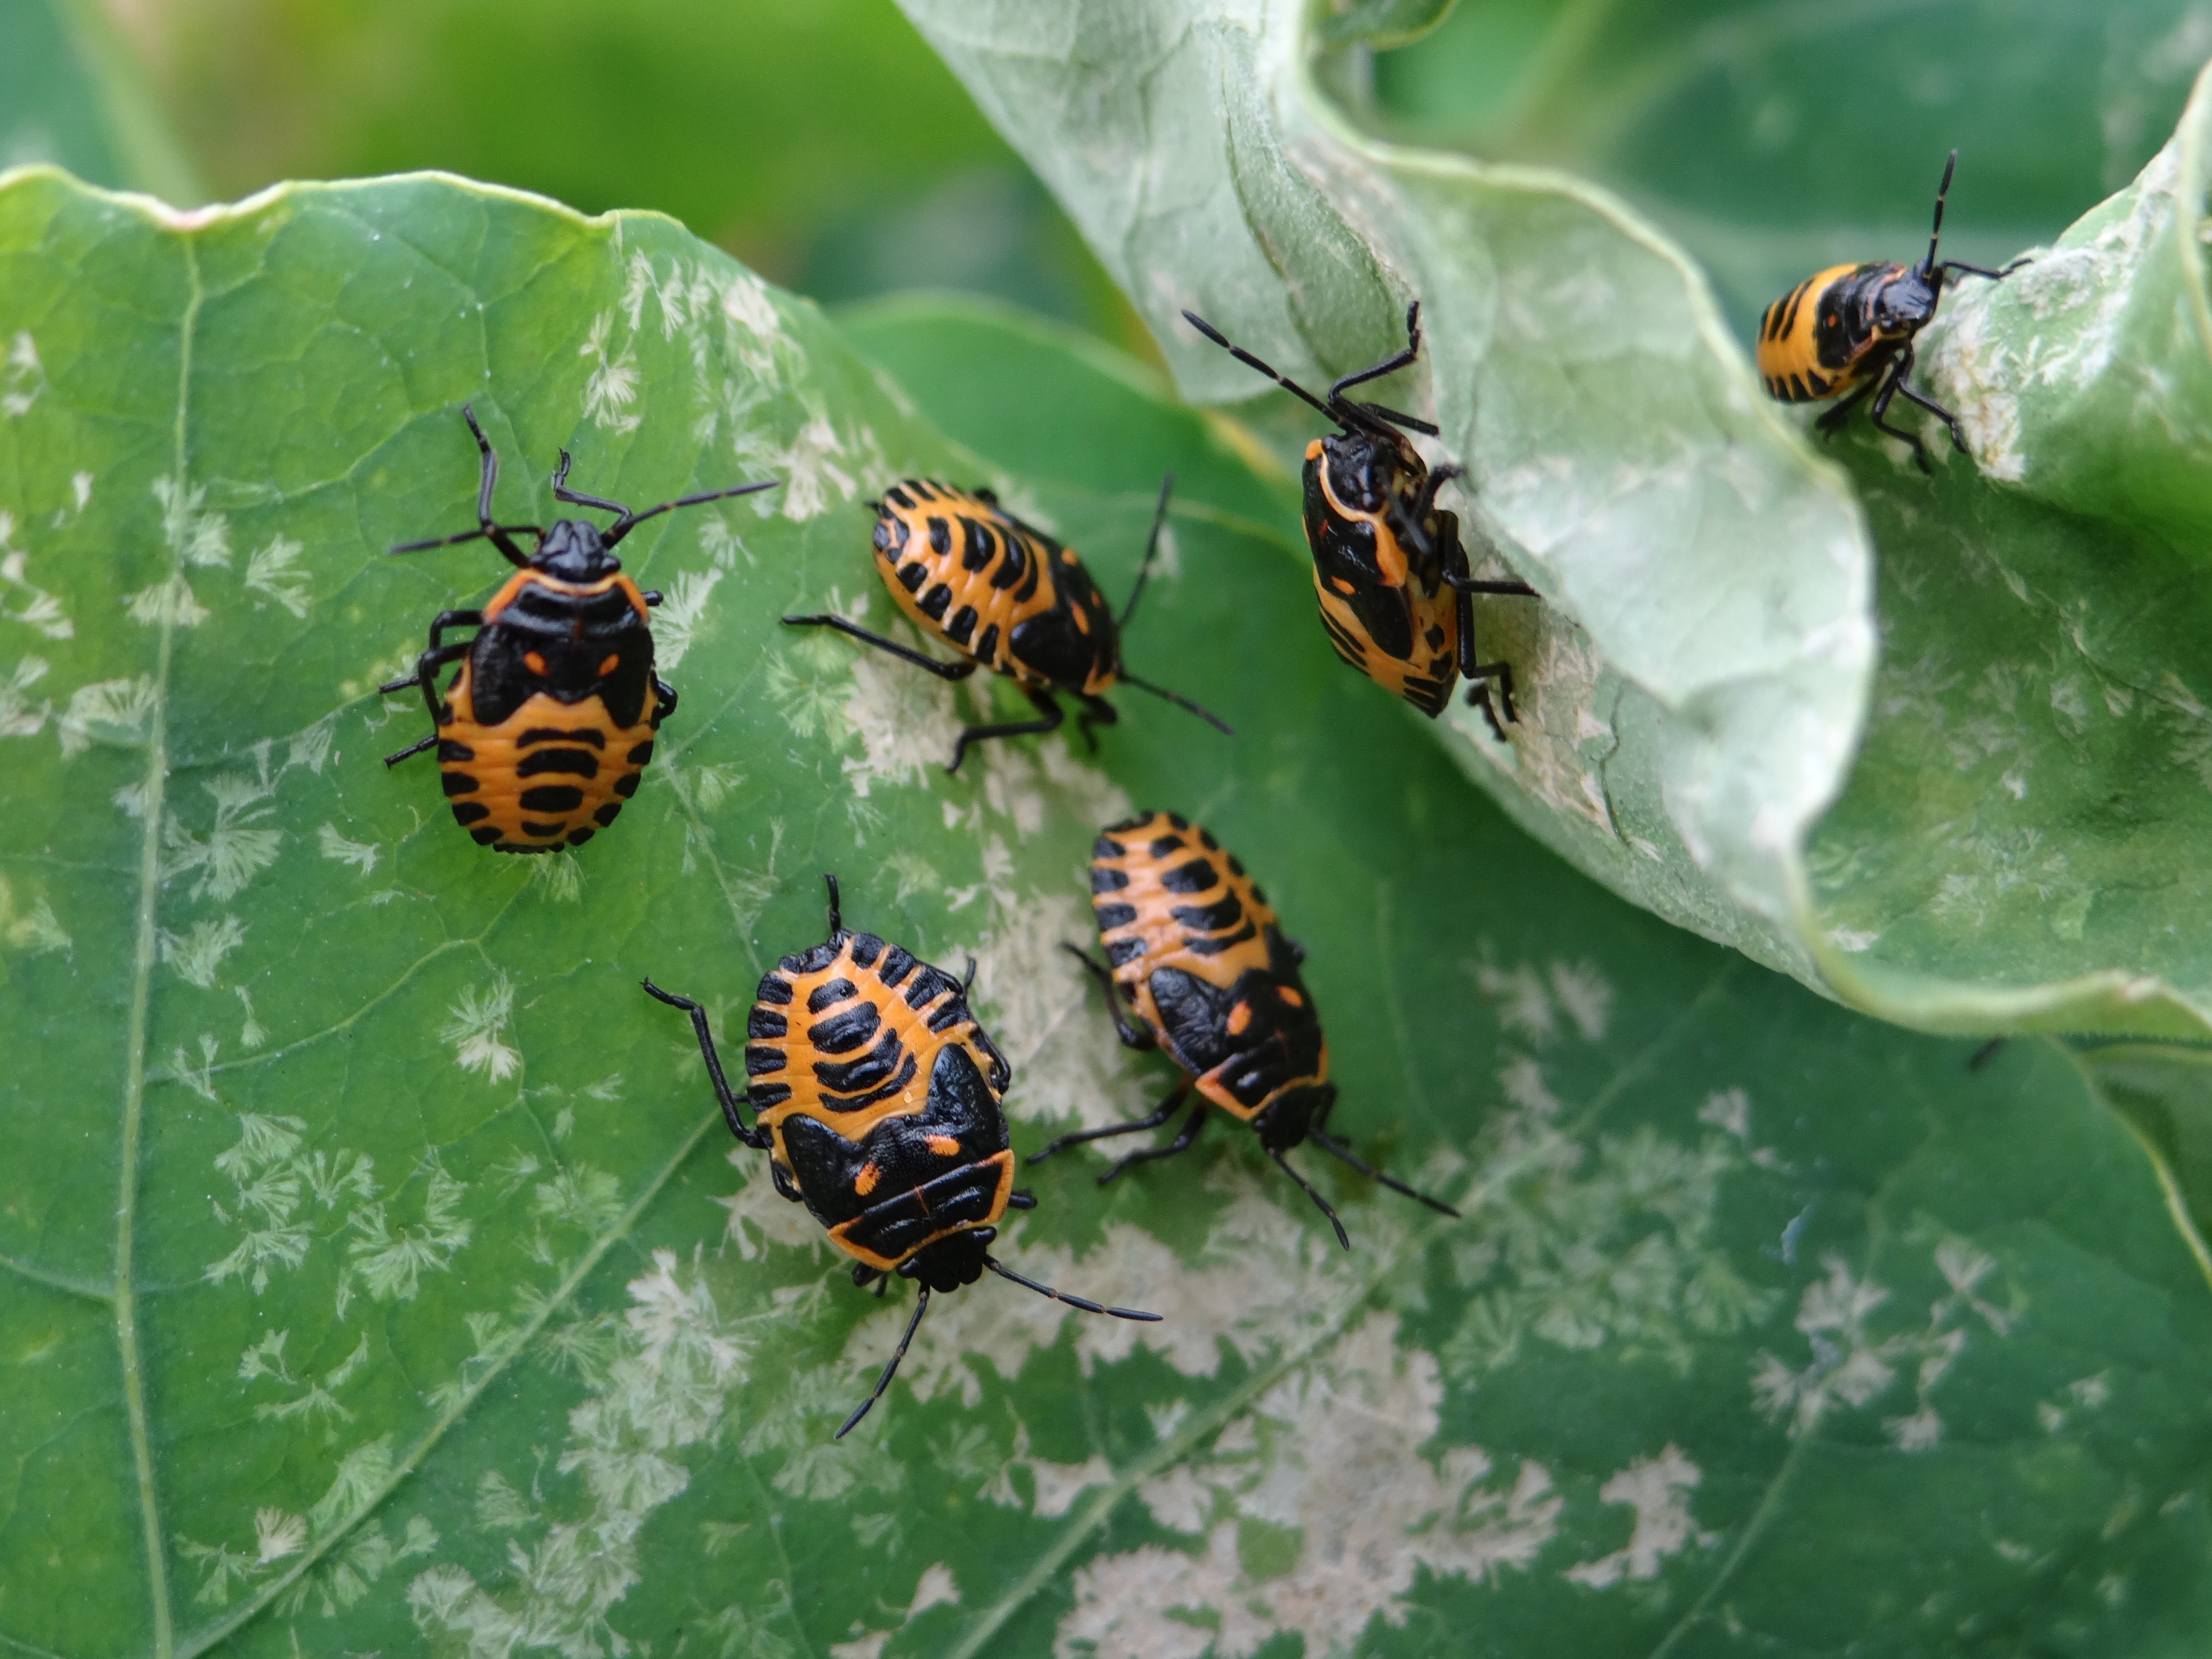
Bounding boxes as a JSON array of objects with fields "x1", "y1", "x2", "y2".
[
  {"x1": 1181, "y1": 303, "x2": 1538, "y2": 736},
  {"x1": 644, "y1": 875, "x2": 1160, "y2": 1439},
  {"x1": 1034, "y1": 811, "x2": 1458, "y2": 1248},
  {"x1": 380, "y1": 405, "x2": 776, "y2": 852},
  {"x1": 783, "y1": 475, "x2": 1230, "y2": 773},
  {"x1": 1756, "y1": 150, "x2": 2026, "y2": 473}
]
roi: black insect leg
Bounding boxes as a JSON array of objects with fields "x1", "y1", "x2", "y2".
[
  {"x1": 1884, "y1": 347, "x2": 1970, "y2": 457},
  {"x1": 640, "y1": 979, "x2": 766, "y2": 1147},
  {"x1": 1267, "y1": 1147, "x2": 1352, "y2": 1251},
  {"x1": 1073, "y1": 693, "x2": 1119, "y2": 755},
  {"x1": 782, "y1": 614, "x2": 981, "y2": 680},
  {"x1": 376, "y1": 607, "x2": 480, "y2": 699},
  {"x1": 853, "y1": 1263, "x2": 890, "y2": 1298},
  {"x1": 1097, "y1": 1096, "x2": 1209, "y2": 1186},
  {"x1": 1450, "y1": 589, "x2": 1518, "y2": 738},
  {"x1": 983, "y1": 1256, "x2": 1161, "y2": 1322},
  {"x1": 379, "y1": 630, "x2": 475, "y2": 763},
  {"x1": 1059, "y1": 943, "x2": 1156, "y2": 1051},
  {"x1": 1305, "y1": 1089, "x2": 1459, "y2": 1219},
  {"x1": 382, "y1": 734, "x2": 437, "y2": 764},
  {"x1": 1029, "y1": 1079, "x2": 1190, "y2": 1166},
  {"x1": 947, "y1": 686, "x2": 1063, "y2": 775},
  {"x1": 651, "y1": 673, "x2": 679, "y2": 726},
  {"x1": 1813, "y1": 378, "x2": 1875, "y2": 437},
  {"x1": 823, "y1": 872, "x2": 842, "y2": 937},
  {"x1": 1866, "y1": 351, "x2": 1939, "y2": 473},
  {"x1": 838, "y1": 1284, "x2": 930, "y2": 1439},
  {"x1": 1968, "y1": 1037, "x2": 2007, "y2": 1072}
]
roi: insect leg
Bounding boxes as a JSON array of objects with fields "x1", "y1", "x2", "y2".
[
  {"x1": 380, "y1": 638, "x2": 473, "y2": 762},
  {"x1": 823, "y1": 872, "x2": 842, "y2": 936},
  {"x1": 1812, "y1": 378, "x2": 1875, "y2": 436},
  {"x1": 1073, "y1": 693, "x2": 1119, "y2": 755},
  {"x1": 1029, "y1": 1079, "x2": 1189, "y2": 1165},
  {"x1": 1059, "y1": 942, "x2": 1156, "y2": 1050},
  {"x1": 382, "y1": 734, "x2": 437, "y2": 764},
  {"x1": 983, "y1": 1255, "x2": 1162, "y2": 1322},
  {"x1": 1307, "y1": 1127, "x2": 1460, "y2": 1219},
  {"x1": 1450, "y1": 588, "x2": 1518, "y2": 738},
  {"x1": 1118, "y1": 672, "x2": 1234, "y2": 736},
  {"x1": 651, "y1": 673, "x2": 679, "y2": 726},
  {"x1": 837, "y1": 1284, "x2": 930, "y2": 1440},
  {"x1": 639, "y1": 979, "x2": 765, "y2": 1147},
  {"x1": 459, "y1": 404, "x2": 540, "y2": 567},
  {"x1": 1885, "y1": 348, "x2": 1970, "y2": 456},
  {"x1": 1266, "y1": 1146, "x2": 1351, "y2": 1251},
  {"x1": 1867, "y1": 351, "x2": 1940, "y2": 473},
  {"x1": 1097, "y1": 1097, "x2": 1209, "y2": 1185},
  {"x1": 781, "y1": 614, "x2": 980, "y2": 680},
  {"x1": 947, "y1": 687, "x2": 1063, "y2": 775},
  {"x1": 1968, "y1": 1036, "x2": 2007, "y2": 1072}
]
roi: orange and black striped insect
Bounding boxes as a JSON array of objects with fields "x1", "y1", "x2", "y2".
[
  {"x1": 783, "y1": 476, "x2": 1229, "y2": 773},
  {"x1": 1033, "y1": 811, "x2": 1457, "y2": 1249},
  {"x1": 380, "y1": 405, "x2": 775, "y2": 852},
  {"x1": 1757, "y1": 150, "x2": 2026, "y2": 473},
  {"x1": 644, "y1": 875, "x2": 1159, "y2": 1439},
  {"x1": 1182, "y1": 303, "x2": 1537, "y2": 737}
]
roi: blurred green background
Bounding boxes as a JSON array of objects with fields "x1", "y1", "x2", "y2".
[
  {"x1": 5, "y1": 0, "x2": 2201, "y2": 355},
  {"x1": 2, "y1": 0, "x2": 1140, "y2": 346}
]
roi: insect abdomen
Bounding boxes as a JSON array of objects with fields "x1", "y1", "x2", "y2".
[
  {"x1": 435, "y1": 667, "x2": 661, "y2": 853},
  {"x1": 1756, "y1": 263, "x2": 1886, "y2": 402}
]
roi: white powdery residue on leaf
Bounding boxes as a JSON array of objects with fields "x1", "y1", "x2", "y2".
[
  {"x1": 0, "y1": 516, "x2": 72, "y2": 640},
  {"x1": 255, "y1": 1507, "x2": 307, "y2": 1564},
  {"x1": 152, "y1": 474, "x2": 233, "y2": 568},
  {"x1": 1137, "y1": 1464, "x2": 1214, "y2": 1534},
  {"x1": 125, "y1": 573, "x2": 210, "y2": 629},
  {"x1": 0, "y1": 874, "x2": 70, "y2": 956},
  {"x1": 651, "y1": 568, "x2": 722, "y2": 668},
  {"x1": 531, "y1": 848, "x2": 586, "y2": 904},
  {"x1": 715, "y1": 1143, "x2": 828, "y2": 1261},
  {"x1": 205, "y1": 1113, "x2": 316, "y2": 1293},
  {"x1": 838, "y1": 1245, "x2": 1084, "y2": 1412},
  {"x1": 766, "y1": 409, "x2": 858, "y2": 521},
  {"x1": 972, "y1": 881, "x2": 1149, "y2": 1136},
  {"x1": 1547, "y1": 960, "x2": 1611, "y2": 1040},
  {"x1": 162, "y1": 767, "x2": 283, "y2": 900},
  {"x1": 2, "y1": 331, "x2": 46, "y2": 416},
  {"x1": 56, "y1": 675, "x2": 156, "y2": 756},
  {"x1": 580, "y1": 311, "x2": 642, "y2": 433},
  {"x1": 249, "y1": 1335, "x2": 371, "y2": 1425},
  {"x1": 440, "y1": 973, "x2": 520, "y2": 1082},
  {"x1": 1058, "y1": 1314, "x2": 1560, "y2": 1659},
  {"x1": 158, "y1": 914, "x2": 246, "y2": 988},
  {"x1": 1751, "y1": 1238, "x2": 2016, "y2": 1442},
  {"x1": 1562, "y1": 1446, "x2": 1713, "y2": 1588},
  {"x1": 840, "y1": 645, "x2": 961, "y2": 797},
  {"x1": 1446, "y1": 982, "x2": 1775, "y2": 1376},
  {"x1": 1477, "y1": 626, "x2": 1615, "y2": 835},
  {"x1": 906, "y1": 1561, "x2": 960, "y2": 1617},
  {"x1": 1696, "y1": 1088, "x2": 1750, "y2": 1139},
  {"x1": 1027, "y1": 1455, "x2": 1115, "y2": 1519},
  {"x1": 316, "y1": 822, "x2": 378, "y2": 875},
  {"x1": 346, "y1": 1156, "x2": 473, "y2": 1303},
  {"x1": 286, "y1": 715, "x2": 337, "y2": 775},
  {"x1": 0, "y1": 655, "x2": 51, "y2": 738},
  {"x1": 243, "y1": 535, "x2": 312, "y2": 618}
]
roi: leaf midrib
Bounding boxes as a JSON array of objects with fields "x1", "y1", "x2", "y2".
[{"x1": 111, "y1": 232, "x2": 203, "y2": 1659}]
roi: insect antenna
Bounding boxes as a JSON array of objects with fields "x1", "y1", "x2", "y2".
[
  {"x1": 1117, "y1": 473, "x2": 1174, "y2": 629},
  {"x1": 1266, "y1": 1147, "x2": 1352, "y2": 1251},
  {"x1": 1923, "y1": 148, "x2": 1960, "y2": 278},
  {"x1": 837, "y1": 1284, "x2": 931, "y2": 1439},
  {"x1": 1307, "y1": 1129, "x2": 1460, "y2": 1219},
  {"x1": 983, "y1": 1256, "x2": 1162, "y2": 1322},
  {"x1": 1181, "y1": 310, "x2": 1338, "y2": 423},
  {"x1": 1119, "y1": 671, "x2": 1233, "y2": 736}
]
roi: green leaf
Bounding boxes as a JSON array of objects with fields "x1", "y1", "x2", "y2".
[
  {"x1": 0, "y1": 0, "x2": 205, "y2": 202},
  {"x1": 9, "y1": 166, "x2": 2212, "y2": 1655},
  {"x1": 895, "y1": 0, "x2": 2212, "y2": 1046}
]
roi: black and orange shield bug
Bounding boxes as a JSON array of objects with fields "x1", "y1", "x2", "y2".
[
  {"x1": 1181, "y1": 303, "x2": 1537, "y2": 736},
  {"x1": 380, "y1": 404, "x2": 776, "y2": 851},
  {"x1": 1756, "y1": 150, "x2": 2026, "y2": 472},
  {"x1": 1034, "y1": 811, "x2": 1458, "y2": 1249},
  {"x1": 643, "y1": 875, "x2": 1160, "y2": 1438},
  {"x1": 783, "y1": 476, "x2": 1229, "y2": 773}
]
